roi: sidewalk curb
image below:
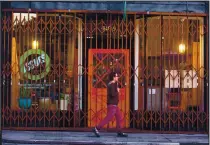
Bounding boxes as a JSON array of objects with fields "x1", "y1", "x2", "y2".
[{"x1": 2, "y1": 139, "x2": 209, "y2": 145}]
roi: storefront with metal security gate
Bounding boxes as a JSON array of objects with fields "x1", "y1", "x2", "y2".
[{"x1": 1, "y1": 1, "x2": 209, "y2": 133}]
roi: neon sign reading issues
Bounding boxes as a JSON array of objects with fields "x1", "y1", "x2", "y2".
[{"x1": 20, "y1": 49, "x2": 51, "y2": 80}]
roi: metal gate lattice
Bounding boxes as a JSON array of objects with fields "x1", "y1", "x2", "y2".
[{"x1": 1, "y1": 10, "x2": 209, "y2": 133}]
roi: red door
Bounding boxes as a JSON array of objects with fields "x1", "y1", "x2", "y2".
[{"x1": 88, "y1": 49, "x2": 130, "y2": 128}]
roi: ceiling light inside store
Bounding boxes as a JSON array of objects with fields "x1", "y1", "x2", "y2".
[
  {"x1": 179, "y1": 43, "x2": 185, "y2": 54},
  {"x1": 32, "y1": 40, "x2": 39, "y2": 49}
]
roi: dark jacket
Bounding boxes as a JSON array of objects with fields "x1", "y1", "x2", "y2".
[{"x1": 107, "y1": 82, "x2": 119, "y2": 105}]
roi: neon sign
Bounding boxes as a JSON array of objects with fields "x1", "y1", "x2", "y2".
[{"x1": 20, "y1": 49, "x2": 51, "y2": 80}]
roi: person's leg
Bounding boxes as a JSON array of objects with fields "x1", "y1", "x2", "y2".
[
  {"x1": 96, "y1": 105, "x2": 116, "y2": 129},
  {"x1": 115, "y1": 106, "x2": 123, "y2": 129},
  {"x1": 93, "y1": 105, "x2": 116, "y2": 137},
  {"x1": 115, "y1": 106, "x2": 128, "y2": 137}
]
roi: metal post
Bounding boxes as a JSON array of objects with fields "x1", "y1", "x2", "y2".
[
  {"x1": 143, "y1": 15, "x2": 147, "y2": 111},
  {"x1": 160, "y1": 15, "x2": 163, "y2": 112},
  {"x1": 0, "y1": 1, "x2": 2, "y2": 141}
]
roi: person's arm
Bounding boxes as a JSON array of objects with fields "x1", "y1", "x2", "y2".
[{"x1": 117, "y1": 83, "x2": 120, "y2": 92}]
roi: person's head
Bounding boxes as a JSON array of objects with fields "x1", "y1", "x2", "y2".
[{"x1": 109, "y1": 71, "x2": 119, "y2": 82}]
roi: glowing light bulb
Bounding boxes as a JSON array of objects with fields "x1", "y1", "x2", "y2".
[
  {"x1": 32, "y1": 40, "x2": 38, "y2": 49},
  {"x1": 179, "y1": 43, "x2": 185, "y2": 54}
]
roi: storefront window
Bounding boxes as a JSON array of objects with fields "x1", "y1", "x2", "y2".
[
  {"x1": 11, "y1": 13, "x2": 79, "y2": 111},
  {"x1": 143, "y1": 16, "x2": 205, "y2": 112}
]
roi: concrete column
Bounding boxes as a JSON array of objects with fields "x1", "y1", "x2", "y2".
[
  {"x1": 134, "y1": 19, "x2": 140, "y2": 110},
  {"x1": 78, "y1": 18, "x2": 83, "y2": 109}
]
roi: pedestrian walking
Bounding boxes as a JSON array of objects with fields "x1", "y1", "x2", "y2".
[{"x1": 93, "y1": 71, "x2": 128, "y2": 137}]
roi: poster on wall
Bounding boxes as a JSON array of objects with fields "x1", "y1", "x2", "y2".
[
  {"x1": 165, "y1": 70, "x2": 180, "y2": 88},
  {"x1": 181, "y1": 70, "x2": 198, "y2": 88}
]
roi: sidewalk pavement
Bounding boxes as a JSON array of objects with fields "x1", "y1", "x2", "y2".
[{"x1": 2, "y1": 130, "x2": 209, "y2": 145}]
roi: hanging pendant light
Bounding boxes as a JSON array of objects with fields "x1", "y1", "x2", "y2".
[
  {"x1": 179, "y1": 43, "x2": 186, "y2": 54},
  {"x1": 179, "y1": 18, "x2": 185, "y2": 54}
]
